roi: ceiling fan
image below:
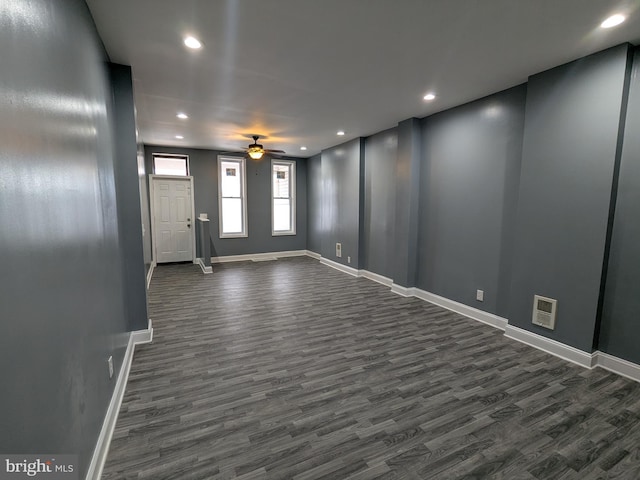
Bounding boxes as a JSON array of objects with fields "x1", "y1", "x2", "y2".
[{"x1": 243, "y1": 135, "x2": 285, "y2": 160}]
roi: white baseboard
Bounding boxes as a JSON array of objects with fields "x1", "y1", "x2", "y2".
[
  {"x1": 413, "y1": 288, "x2": 508, "y2": 331},
  {"x1": 131, "y1": 319, "x2": 154, "y2": 345},
  {"x1": 211, "y1": 250, "x2": 307, "y2": 263},
  {"x1": 146, "y1": 261, "x2": 155, "y2": 290},
  {"x1": 504, "y1": 324, "x2": 595, "y2": 368},
  {"x1": 85, "y1": 320, "x2": 153, "y2": 480},
  {"x1": 594, "y1": 351, "x2": 640, "y2": 383},
  {"x1": 319, "y1": 257, "x2": 360, "y2": 277},
  {"x1": 390, "y1": 283, "x2": 415, "y2": 297},
  {"x1": 360, "y1": 270, "x2": 393, "y2": 287},
  {"x1": 211, "y1": 250, "x2": 640, "y2": 383},
  {"x1": 271, "y1": 250, "x2": 308, "y2": 259},
  {"x1": 196, "y1": 258, "x2": 213, "y2": 274},
  {"x1": 310, "y1": 253, "x2": 391, "y2": 287}
]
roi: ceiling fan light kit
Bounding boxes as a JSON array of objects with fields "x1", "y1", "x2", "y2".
[
  {"x1": 243, "y1": 135, "x2": 285, "y2": 160},
  {"x1": 247, "y1": 147, "x2": 264, "y2": 160}
]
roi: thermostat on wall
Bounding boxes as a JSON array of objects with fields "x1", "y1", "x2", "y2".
[{"x1": 532, "y1": 295, "x2": 557, "y2": 330}]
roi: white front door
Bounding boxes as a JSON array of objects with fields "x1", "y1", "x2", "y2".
[{"x1": 152, "y1": 177, "x2": 193, "y2": 263}]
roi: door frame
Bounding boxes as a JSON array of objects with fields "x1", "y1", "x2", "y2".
[{"x1": 149, "y1": 174, "x2": 197, "y2": 266}]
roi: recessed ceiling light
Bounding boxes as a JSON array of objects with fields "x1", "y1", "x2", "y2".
[
  {"x1": 337, "y1": 131, "x2": 345, "y2": 136},
  {"x1": 300, "y1": 146, "x2": 307, "y2": 151},
  {"x1": 177, "y1": 112, "x2": 188, "y2": 119},
  {"x1": 175, "y1": 135, "x2": 184, "y2": 140},
  {"x1": 184, "y1": 36, "x2": 202, "y2": 49},
  {"x1": 601, "y1": 14, "x2": 626, "y2": 28},
  {"x1": 423, "y1": 93, "x2": 436, "y2": 101}
]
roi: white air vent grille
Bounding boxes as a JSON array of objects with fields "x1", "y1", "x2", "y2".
[{"x1": 532, "y1": 295, "x2": 557, "y2": 330}]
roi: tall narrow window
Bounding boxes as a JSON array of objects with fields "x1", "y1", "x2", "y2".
[
  {"x1": 153, "y1": 154, "x2": 189, "y2": 176},
  {"x1": 272, "y1": 160, "x2": 296, "y2": 235},
  {"x1": 218, "y1": 156, "x2": 247, "y2": 238}
]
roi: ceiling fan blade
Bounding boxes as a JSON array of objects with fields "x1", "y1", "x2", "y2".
[{"x1": 264, "y1": 149, "x2": 286, "y2": 154}]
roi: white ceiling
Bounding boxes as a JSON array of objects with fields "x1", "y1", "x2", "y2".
[{"x1": 86, "y1": 0, "x2": 640, "y2": 158}]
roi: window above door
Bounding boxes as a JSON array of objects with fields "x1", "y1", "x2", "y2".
[{"x1": 153, "y1": 154, "x2": 189, "y2": 176}]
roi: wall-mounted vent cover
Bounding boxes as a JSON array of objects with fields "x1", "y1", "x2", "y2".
[
  {"x1": 532, "y1": 295, "x2": 557, "y2": 330},
  {"x1": 335, "y1": 242, "x2": 342, "y2": 258}
]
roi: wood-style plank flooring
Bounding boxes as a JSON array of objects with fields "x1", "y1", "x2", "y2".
[{"x1": 103, "y1": 257, "x2": 640, "y2": 479}]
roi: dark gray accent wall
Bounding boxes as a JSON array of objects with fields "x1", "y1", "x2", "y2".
[
  {"x1": 196, "y1": 218, "x2": 212, "y2": 267},
  {"x1": 306, "y1": 154, "x2": 323, "y2": 254},
  {"x1": 417, "y1": 86, "x2": 526, "y2": 316},
  {"x1": 318, "y1": 139, "x2": 363, "y2": 268},
  {"x1": 392, "y1": 118, "x2": 422, "y2": 287},
  {"x1": 144, "y1": 146, "x2": 307, "y2": 257},
  {"x1": 509, "y1": 44, "x2": 632, "y2": 352},
  {"x1": 363, "y1": 128, "x2": 398, "y2": 279},
  {"x1": 110, "y1": 64, "x2": 148, "y2": 331},
  {"x1": 303, "y1": 43, "x2": 639, "y2": 365},
  {"x1": 599, "y1": 47, "x2": 640, "y2": 364},
  {"x1": 0, "y1": 0, "x2": 143, "y2": 476},
  {"x1": 138, "y1": 141, "x2": 153, "y2": 276}
]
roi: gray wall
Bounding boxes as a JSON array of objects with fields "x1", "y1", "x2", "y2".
[
  {"x1": 306, "y1": 43, "x2": 640, "y2": 362},
  {"x1": 600, "y1": 47, "x2": 640, "y2": 364},
  {"x1": 417, "y1": 86, "x2": 526, "y2": 317},
  {"x1": 315, "y1": 139, "x2": 363, "y2": 268},
  {"x1": 363, "y1": 128, "x2": 398, "y2": 279},
  {"x1": 138, "y1": 141, "x2": 153, "y2": 276},
  {"x1": 0, "y1": 0, "x2": 144, "y2": 476},
  {"x1": 392, "y1": 118, "x2": 422, "y2": 287},
  {"x1": 306, "y1": 154, "x2": 323, "y2": 254},
  {"x1": 110, "y1": 64, "x2": 149, "y2": 331},
  {"x1": 509, "y1": 45, "x2": 631, "y2": 352},
  {"x1": 145, "y1": 146, "x2": 307, "y2": 257}
]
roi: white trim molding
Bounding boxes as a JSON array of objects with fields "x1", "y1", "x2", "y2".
[
  {"x1": 320, "y1": 257, "x2": 360, "y2": 277},
  {"x1": 311, "y1": 252, "x2": 640, "y2": 382},
  {"x1": 390, "y1": 284, "x2": 416, "y2": 297},
  {"x1": 196, "y1": 258, "x2": 213, "y2": 274},
  {"x1": 305, "y1": 250, "x2": 322, "y2": 260},
  {"x1": 217, "y1": 155, "x2": 248, "y2": 239},
  {"x1": 131, "y1": 319, "x2": 154, "y2": 345},
  {"x1": 360, "y1": 270, "x2": 393, "y2": 287},
  {"x1": 594, "y1": 351, "x2": 640, "y2": 383},
  {"x1": 209, "y1": 250, "x2": 640, "y2": 383},
  {"x1": 271, "y1": 159, "x2": 296, "y2": 236},
  {"x1": 146, "y1": 261, "x2": 156, "y2": 290},
  {"x1": 504, "y1": 324, "x2": 595, "y2": 369},
  {"x1": 211, "y1": 250, "x2": 307, "y2": 263},
  {"x1": 85, "y1": 320, "x2": 153, "y2": 480},
  {"x1": 413, "y1": 288, "x2": 508, "y2": 331},
  {"x1": 503, "y1": 326, "x2": 640, "y2": 382}
]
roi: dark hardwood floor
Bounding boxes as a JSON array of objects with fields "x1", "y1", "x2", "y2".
[{"x1": 103, "y1": 257, "x2": 640, "y2": 479}]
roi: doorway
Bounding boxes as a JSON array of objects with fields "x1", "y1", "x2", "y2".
[{"x1": 150, "y1": 175, "x2": 195, "y2": 264}]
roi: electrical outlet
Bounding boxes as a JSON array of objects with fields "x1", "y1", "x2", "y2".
[
  {"x1": 476, "y1": 289, "x2": 484, "y2": 302},
  {"x1": 108, "y1": 356, "x2": 114, "y2": 379},
  {"x1": 336, "y1": 243, "x2": 342, "y2": 258},
  {"x1": 347, "y1": 256, "x2": 351, "y2": 264}
]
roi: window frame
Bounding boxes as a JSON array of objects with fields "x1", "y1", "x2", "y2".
[
  {"x1": 271, "y1": 159, "x2": 296, "y2": 236},
  {"x1": 152, "y1": 153, "x2": 190, "y2": 176},
  {"x1": 217, "y1": 155, "x2": 248, "y2": 238}
]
